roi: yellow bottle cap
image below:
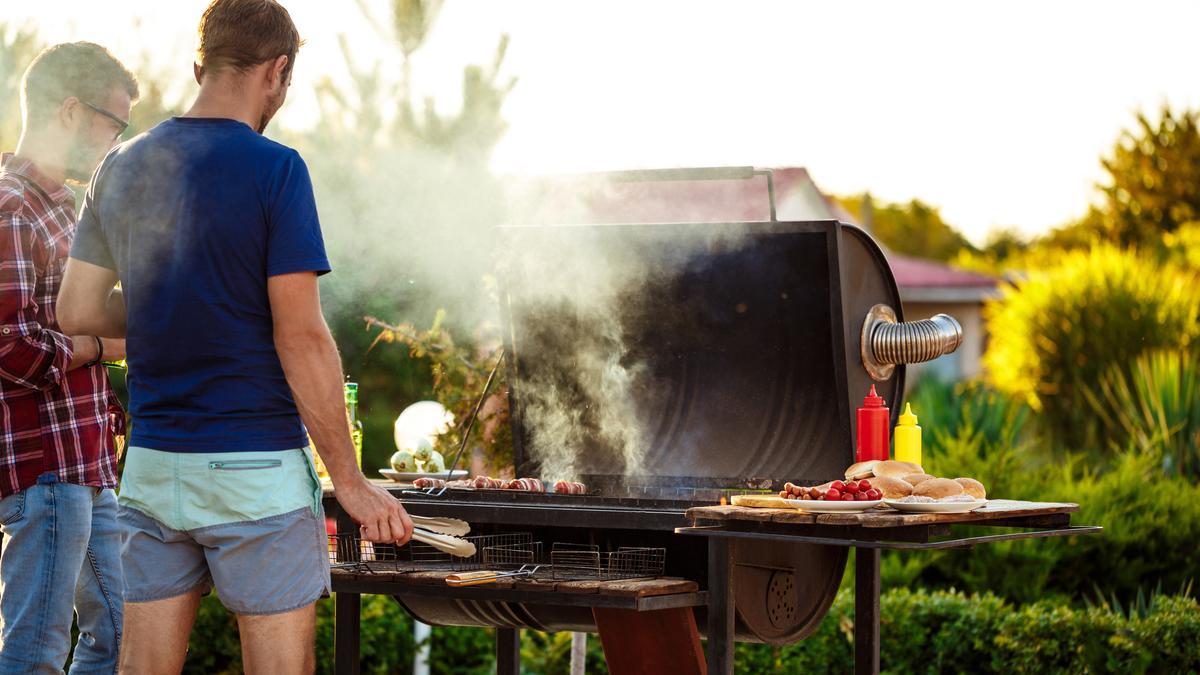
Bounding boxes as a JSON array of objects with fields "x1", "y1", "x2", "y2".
[{"x1": 898, "y1": 402, "x2": 918, "y2": 426}]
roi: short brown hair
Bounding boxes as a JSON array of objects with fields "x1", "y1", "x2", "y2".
[
  {"x1": 21, "y1": 42, "x2": 138, "y2": 123},
  {"x1": 197, "y1": 0, "x2": 302, "y2": 80}
]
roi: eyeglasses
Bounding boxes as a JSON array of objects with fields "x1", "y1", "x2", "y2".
[{"x1": 80, "y1": 100, "x2": 130, "y2": 141}]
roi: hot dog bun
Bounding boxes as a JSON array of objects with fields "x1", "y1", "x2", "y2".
[
  {"x1": 954, "y1": 477, "x2": 987, "y2": 500},
  {"x1": 912, "y1": 478, "x2": 964, "y2": 499}
]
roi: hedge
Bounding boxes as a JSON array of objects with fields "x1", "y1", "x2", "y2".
[{"x1": 178, "y1": 587, "x2": 1199, "y2": 674}]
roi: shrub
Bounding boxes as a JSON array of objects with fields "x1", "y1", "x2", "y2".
[
  {"x1": 1088, "y1": 349, "x2": 1200, "y2": 478},
  {"x1": 881, "y1": 445, "x2": 1200, "y2": 605},
  {"x1": 180, "y1": 588, "x2": 1200, "y2": 673},
  {"x1": 736, "y1": 589, "x2": 1200, "y2": 674},
  {"x1": 905, "y1": 378, "x2": 1030, "y2": 457},
  {"x1": 983, "y1": 244, "x2": 1200, "y2": 449}
]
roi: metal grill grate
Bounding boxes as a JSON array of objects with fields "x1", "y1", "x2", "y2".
[
  {"x1": 328, "y1": 533, "x2": 537, "y2": 574},
  {"x1": 329, "y1": 533, "x2": 665, "y2": 583}
]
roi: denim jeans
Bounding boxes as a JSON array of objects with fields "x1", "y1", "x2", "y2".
[{"x1": 0, "y1": 474, "x2": 124, "y2": 674}]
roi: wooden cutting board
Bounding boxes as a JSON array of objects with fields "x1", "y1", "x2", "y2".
[{"x1": 730, "y1": 494, "x2": 791, "y2": 509}]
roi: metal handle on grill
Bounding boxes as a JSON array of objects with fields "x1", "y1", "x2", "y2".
[{"x1": 860, "y1": 304, "x2": 963, "y2": 381}]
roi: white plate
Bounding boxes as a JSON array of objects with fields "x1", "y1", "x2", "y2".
[
  {"x1": 884, "y1": 498, "x2": 988, "y2": 513},
  {"x1": 379, "y1": 469, "x2": 468, "y2": 482},
  {"x1": 785, "y1": 499, "x2": 883, "y2": 513}
]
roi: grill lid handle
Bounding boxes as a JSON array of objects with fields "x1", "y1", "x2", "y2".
[{"x1": 860, "y1": 304, "x2": 963, "y2": 381}]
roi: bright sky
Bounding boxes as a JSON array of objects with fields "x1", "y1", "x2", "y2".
[{"x1": 9, "y1": 1, "x2": 1200, "y2": 243}]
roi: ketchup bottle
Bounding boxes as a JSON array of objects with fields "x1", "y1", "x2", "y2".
[{"x1": 856, "y1": 385, "x2": 890, "y2": 463}]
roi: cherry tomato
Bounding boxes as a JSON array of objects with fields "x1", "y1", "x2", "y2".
[{"x1": 826, "y1": 488, "x2": 841, "y2": 501}]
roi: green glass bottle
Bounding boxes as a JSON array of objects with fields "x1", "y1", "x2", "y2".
[{"x1": 345, "y1": 382, "x2": 363, "y2": 469}]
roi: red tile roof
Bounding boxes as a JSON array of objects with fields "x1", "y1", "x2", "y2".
[{"x1": 887, "y1": 253, "x2": 996, "y2": 288}]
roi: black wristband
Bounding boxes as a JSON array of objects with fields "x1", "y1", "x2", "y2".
[{"x1": 84, "y1": 336, "x2": 104, "y2": 368}]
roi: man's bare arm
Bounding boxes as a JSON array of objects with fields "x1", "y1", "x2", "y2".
[
  {"x1": 57, "y1": 258, "x2": 127, "y2": 338},
  {"x1": 268, "y1": 271, "x2": 412, "y2": 545}
]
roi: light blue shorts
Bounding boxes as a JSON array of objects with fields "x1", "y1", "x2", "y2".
[{"x1": 117, "y1": 447, "x2": 330, "y2": 614}]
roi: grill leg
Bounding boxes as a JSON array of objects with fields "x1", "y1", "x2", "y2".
[
  {"x1": 334, "y1": 509, "x2": 361, "y2": 675},
  {"x1": 335, "y1": 592, "x2": 361, "y2": 675},
  {"x1": 496, "y1": 627, "x2": 520, "y2": 675},
  {"x1": 706, "y1": 536, "x2": 735, "y2": 675},
  {"x1": 854, "y1": 547, "x2": 881, "y2": 675}
]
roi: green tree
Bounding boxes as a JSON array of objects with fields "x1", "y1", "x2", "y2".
[
  {"x1": 1086, "y1": 105, "x2": 1200, "y2": 247},
  {"x1": 291, "y1": 0, "x2": 517, "y2": 471},
  {"x1": 0, "y1": 24, "x2": 43, "y2": 152},
  {"x1": 837, "y1": 193, "x2": 977, "y2": 261}
]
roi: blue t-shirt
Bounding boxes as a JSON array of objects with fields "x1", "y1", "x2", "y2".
[{"x1": 71, "y1": 117, "x2": 330, "y2": 453}]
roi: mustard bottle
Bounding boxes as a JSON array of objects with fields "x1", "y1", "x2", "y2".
[{"x1": 894, "y1": 403, "x2": 921, "y2": 466}]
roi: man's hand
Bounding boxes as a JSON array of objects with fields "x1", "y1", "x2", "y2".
[{"x1": 334, "y1": 477, "x2": 413, "y2": 544}]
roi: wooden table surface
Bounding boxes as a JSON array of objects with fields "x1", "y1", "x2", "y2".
[{"x1": 686, "y1": 499, "x2": 1078, "y2": 528}]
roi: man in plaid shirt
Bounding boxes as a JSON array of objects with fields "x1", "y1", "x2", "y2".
[{"x1": 0, "y1": 43, "x2": 136, "y2": 674}]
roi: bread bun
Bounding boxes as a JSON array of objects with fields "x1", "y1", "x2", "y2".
[
  {"x1": 903, "y1": 473, "x2": 935, "y2": 486},
  {"x1": 954, "y1": 477, "x2": 986, "y2": 500},
  {"x1": 870, "y1": 475, "x2": 914, "y2": 499},
  {"x1": 845, "y1": 460, "x2": 879, "y2": 480},
  {"x1": 912, "y1": 478, "x2": 964, "y2": 499},
  {"x1": 873, "y1": 460, "x2": 918, "y2": 479},
  {"x1": 897, "y1": 461, "x2": 924, "y2": 474}
]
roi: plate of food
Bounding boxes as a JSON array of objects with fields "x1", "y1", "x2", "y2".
[
  {"x1": 884, "y1": 496, "x2": 988, "y2": 513},
  {"x1": 788, "y1": 498, "x2": 883, "y2": 513},
  {"x1": 882, "y1": 476, "x2": 989, "y2": 512},
  {"x1": 379, "y1": 468, "x2": 468, "y2": 482},
  {"x1": 779, "y1": 479, "x2": 886, "y2": 512}
]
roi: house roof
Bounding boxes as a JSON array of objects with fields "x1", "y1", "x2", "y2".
[{"x1": 504, "y1": 167, "x2": 997, "y2": 296}]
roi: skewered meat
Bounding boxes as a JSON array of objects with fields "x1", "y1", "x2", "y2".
[
  {"x1": 553, "y1": 480, "x2": 587, "y2": 495},
  {"x1": 501, "y1": 477, "x2": 546, "y2": 491},
  {"x1": 413, "y1": 477, "x2": 475, "y2": 489}
]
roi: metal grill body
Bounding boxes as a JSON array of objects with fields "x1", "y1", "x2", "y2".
[{"x1": 357, "y1": 169, "x2": 962, "y2": 645}]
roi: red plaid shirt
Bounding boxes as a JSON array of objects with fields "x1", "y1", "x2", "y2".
[{"x1": 0, "y1": 153, "x2": 120, "y2": 498}]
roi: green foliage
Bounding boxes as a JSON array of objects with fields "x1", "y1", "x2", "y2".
[
  {"x1": 365, "y1": 309, "x2": 512, "y2": 468},
  {"x1": 1088, "y1": 105, "x2": 1200, "y2": 247},
  {"x1": 983, "y1": 244, "x2": 1200, "y2": 449},
  {"x1": 1088, "y1": 349, "x2": 1200, "y2": 478},
  {"x1": 1085, "y1": 579, "x2": 1194, "y2": 620},
  {"x1": 906, "y1": 378, "x2": 1030, "y2": 456},
  {"x1": 882, "y1": 436, "x2": 1200, "y2": 605},
  {"x1": 735, "y1": 588, "x2": 1200, "y2": 674},
  {"x1": 287, "y1": 0, "x2": 517, "y2": 465},
  {"x1": 520, "y1": 631, "x2": 608, "y2": 675},
  {"x1": 427, "y1": 626, "x2": 493, "y2": 675},
  {"x1": 837, "y1": 193, "x2": 977, "y2": 262}
]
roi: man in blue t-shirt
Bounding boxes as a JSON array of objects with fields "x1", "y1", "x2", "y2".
[{"x1": 56, "y1": 1, "x2": 411, "y2": 672}]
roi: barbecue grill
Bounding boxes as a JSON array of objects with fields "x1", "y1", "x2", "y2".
[{"x1": 327, "y1": 167, "x2": 970, "y2": 672}]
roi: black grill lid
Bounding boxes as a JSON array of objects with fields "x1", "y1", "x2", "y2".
[{"x1": 499, "y1": 170, "x2": 904, "y2": 486}]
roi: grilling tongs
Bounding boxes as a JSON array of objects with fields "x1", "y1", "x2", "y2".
[
  {"x1": 410, "y1": 528, "x2": 476, "y2": 558},
  {"x1": 445, "y1": 565, "x2": 544, "y2": 586},
  {"x1": 403, "y1": 515, "x2": 474, "y2": 558},
  {"x1": 409, "y1": 515, "x2": 470, "y2": 537}
]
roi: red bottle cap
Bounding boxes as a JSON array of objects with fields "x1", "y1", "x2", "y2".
[{"x1": 862, "y1": 384, "x2": 886, "y2": 407}]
